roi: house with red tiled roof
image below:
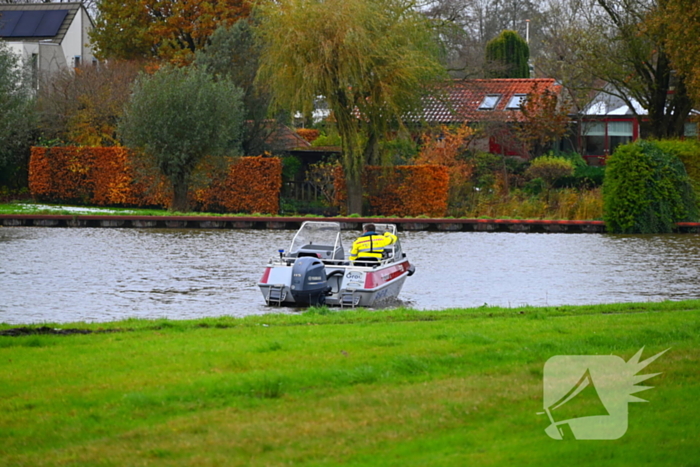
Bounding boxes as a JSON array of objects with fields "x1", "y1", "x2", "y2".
[{"x1": 420, "y1": 78, "x2": 564, "y2": 158}]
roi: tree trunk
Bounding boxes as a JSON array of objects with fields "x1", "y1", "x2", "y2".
[
  {"x1": 335, "y1": 105, "x2": 365, "y2": 215},
  {"x1": 345, "y1": 171, "x2": 364, "y2": 215},
  {"x1": 171, "y1": 174, "x2": 190, "y2": 212}
]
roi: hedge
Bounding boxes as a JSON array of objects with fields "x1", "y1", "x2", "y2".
[
  {"x1": 655, "y1": 139, "x2": 700, "y2": 199},
  {"x1": 334, "y1": 165, "x2": 449, "y2": 217},
  {"x1": 603, "y1": 140, "x2": 697, "y2": 233},
  {"x1": 194, "y1": 156, "x2": 282, "y2": 214},
  {"x1": 29, "y1": 147, "x2": 282, "y2": 214}
]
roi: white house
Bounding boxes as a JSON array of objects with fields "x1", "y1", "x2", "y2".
[
  {"x1": 576, "y1": 85, "x2": 698, "y2": 164},
  {"x1": 0, "y1": 2, "x2": 95, "y2": 76}
]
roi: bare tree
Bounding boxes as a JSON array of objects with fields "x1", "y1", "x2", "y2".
[
  {"x1": 538, "y1": 0, "x2": 692, "y2": 138},
  {"x1": 36, "y1": 61, "x2": 143, "y2": 146},
  {"x1": 421, "y1": 0, "x2": 545, "y2": 77}
]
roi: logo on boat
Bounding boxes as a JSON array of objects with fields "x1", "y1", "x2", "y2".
[{"x1": 345, "y1": 271, "x2": 363, "y2": 280}]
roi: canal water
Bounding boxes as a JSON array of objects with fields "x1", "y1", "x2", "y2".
[{"x1": 2, "y1": 227, "x2": 700, "y2": 324}]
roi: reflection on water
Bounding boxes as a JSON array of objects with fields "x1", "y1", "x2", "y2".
[{"x1": 1, "y1": 227, "x2": 700, "y2": 324}]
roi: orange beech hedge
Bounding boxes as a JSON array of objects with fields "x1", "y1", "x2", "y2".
[
  {"x1": 29, "y1": 147, "x2": 282, "y2": 214},
  {"x1": 334, "y1": 165, "x2": 449, "y2": 217},
  {"x1": 194, "y1": 156, "x2": 282, "y2": 214}
]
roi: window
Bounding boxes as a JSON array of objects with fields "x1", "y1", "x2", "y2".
[
  {"x1": 608, "y1": 121, "x2": 633, "y2": 154},
  {"x1": 685, "y1": 122, "x2": 698, "y2": 138},
  {"x1": 506, "y1": 94, "x2": 526, "y2": 109},
  {"x1": 479, "y1": 94, "x2": 501, "y2": 110},
  {"x1": 31, "y1": 53, "x2": 38, "y2": 89},
  {"x1": 73, "y1": 55, "x2": 80, "y2": 68},
  {"x1": 582, "y1": 120, "x2": 635, "y2": 156},
  {"x1": 584, "y1": 122, "x2": 605, "y2": 156}
]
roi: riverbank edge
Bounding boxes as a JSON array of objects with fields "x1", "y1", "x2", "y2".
[
  {"x1": 2, "y1": 299, "x2": 698, "y2": 332},
  {"x1": 4, "y1": 213, "x2": 700, "y2": 233}
]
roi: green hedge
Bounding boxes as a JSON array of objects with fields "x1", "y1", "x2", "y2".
[
  {"x1": 603, "y1": 140, "x2": 697, "y2": 233},
  {"x1": 655, "y1": 139, "x2": 700, "y2": 198}
]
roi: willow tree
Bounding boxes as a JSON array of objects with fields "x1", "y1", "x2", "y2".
[{"x1": 256, "y1": 0, "x2": 444, "y2": 214}]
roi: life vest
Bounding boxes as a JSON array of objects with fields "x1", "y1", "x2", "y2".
[{"x1": 349, "y1": 231, "x2": 397, "y2": 261}]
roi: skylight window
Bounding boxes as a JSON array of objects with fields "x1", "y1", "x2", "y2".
[
  {"x1": 479, "y1": 94, "x2": 501, "y2": 110},
  {"x1": 506, "y1": 94, "x2": 527, "y2": 109}
]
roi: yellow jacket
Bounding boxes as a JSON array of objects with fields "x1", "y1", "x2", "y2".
[{"x1": 349, "y1": 231, "x2": 398, "y2": 261}]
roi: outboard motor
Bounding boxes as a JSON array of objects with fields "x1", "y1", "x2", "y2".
[{"x1": 290, "y1": 257, "x2": 331, "y2": 306}]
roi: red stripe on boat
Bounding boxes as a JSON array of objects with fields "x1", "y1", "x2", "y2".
[
  {"x1": 364, "y1": 261, "x2": 410, "y2": 289},
  {"x1": 260, "y1": 267, "x2": 271, "y2": 284}
]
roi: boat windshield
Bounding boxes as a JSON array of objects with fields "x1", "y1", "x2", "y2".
[
  {"x1": 369, "y1": 223, "x2": 396, "y2": 236},
  {"x1": 289, "y1": 221, "x2": 342, "y2": 255}
]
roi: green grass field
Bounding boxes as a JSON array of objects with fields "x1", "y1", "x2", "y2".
[{"x1": 1, "y1": 302, "x2": 698, "y2": 466}]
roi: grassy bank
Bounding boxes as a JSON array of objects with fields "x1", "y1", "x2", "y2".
[
  {"x1": 0, "y1": 198, "x2": 603, "y2": 220},
  {"x1": 1, "y1": 302, "x2": 698, "y2": 466},
  {"x1": 0, "y1": 201, "x2": 235, "y2": 218}
]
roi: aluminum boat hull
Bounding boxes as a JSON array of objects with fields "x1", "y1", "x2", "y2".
[{"x1": 259, "y1": 258, "x2": 411, "y2": 307}]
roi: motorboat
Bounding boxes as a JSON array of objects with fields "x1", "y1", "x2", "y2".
[{"x1": 259, "y1": 221, "x2": 415, "y2": 307}]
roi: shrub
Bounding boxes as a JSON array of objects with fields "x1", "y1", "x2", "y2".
[
  {"x1": 311, "y1": 131, "x2": 342, "y2": 147},
  {"x1": 525, "y1": 155, "x2": 574, "y2": 188},
  {"x1": 655, "y1": 139, "x2": 700, "y2": 201},
  {"x1": 550, "y1": 151, "x2": 606, "y2": 188},
  {"x1": 281, "y1": 155, "x2": 303, "y2": 181},
  {"x1": 603, "y1": 140, "x2": 697, "y2": 233}
]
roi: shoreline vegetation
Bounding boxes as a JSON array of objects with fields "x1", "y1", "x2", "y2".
[
  {"x1": 1, "y1": 301, "x2": 698, "y2": 465},
  {"x1": 0, "y1": 199, "x2": 601, "y2": 221}
]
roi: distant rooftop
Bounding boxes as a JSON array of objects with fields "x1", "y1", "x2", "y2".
[
  {"x1": 0, "y1": 3, "x2": 82, "y2": 43},
  {"x1": 420, "y1": 78, "x2": 561, "y2": 124}
]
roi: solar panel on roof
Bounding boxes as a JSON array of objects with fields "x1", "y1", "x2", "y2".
[
  {"x1": 12, "y1": 11, "x2": 43, "y2": 36},
  {"x1": 35, "y1": 10, "x2": 68, "y2": 37},
  {"x1": 0, "y1": 11, "x2": 23, "y2": 37},
  {"x1": 0, "y1": 10, "x2": 68, "y2": 38}
]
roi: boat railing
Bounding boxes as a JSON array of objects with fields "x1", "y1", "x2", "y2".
[{"x1": 270, "y1": 239, "x2": 402, "y2": 269}]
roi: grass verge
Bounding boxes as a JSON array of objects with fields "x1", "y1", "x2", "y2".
[
  {"x1": 0, "y1": 201, "x2": 244, "y2": 217},
  {"x1": 1, "y1": 301, "x2": 698, "y2": 466}
]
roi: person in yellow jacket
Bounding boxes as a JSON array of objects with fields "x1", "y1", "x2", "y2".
[{"x1": 349, "y1": 224, "x2": 398, "y2": 263}]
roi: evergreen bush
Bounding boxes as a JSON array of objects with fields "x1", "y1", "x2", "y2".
[
  {"x1": 485, "y1": 30, "x2": 529, "y2": 79},
  {"x1": 603, "y1": 140, "x2": 697, "y2": 233},
  {"x1": 655, "y1": 139, "x2": 700, "y2": 200}
]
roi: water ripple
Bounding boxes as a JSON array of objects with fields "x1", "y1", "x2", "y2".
[{"x1": 2, "y1": 227, "x2": 700, "y2": 324}]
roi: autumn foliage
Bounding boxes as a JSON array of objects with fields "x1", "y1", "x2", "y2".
[
  {"x1": 194, "y1": 156, "x2": 282, "y2": 214},
  {"x1": 29, "y1": 147, "x2": 281, "y2": 214},
  {"x1": 415, "y1": 125, "x2": 475, "y2": 205},
  {"x1": 334, "y1": 165, "x2": 449, "y2": 217},
  {"x1": 517, "y1": 82, "x2": 570, "y2": 157},
  {"x1": 296, "y1": 129, "x2": 320, "y2": 143},
  {"x1": 91, "y1": 0, "x2": 251, "y2": 64}
]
